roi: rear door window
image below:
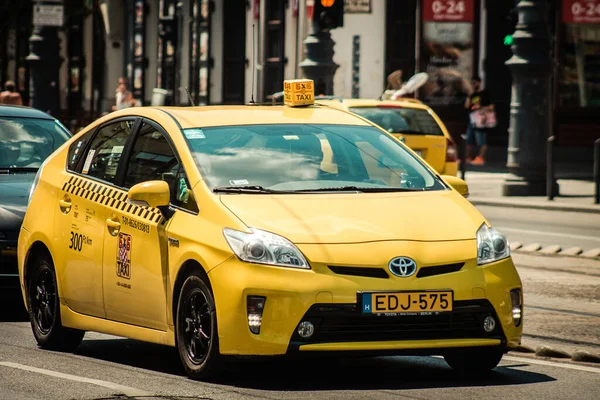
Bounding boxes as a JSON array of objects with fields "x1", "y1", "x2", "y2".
[{"x1": 80, "y1": 120, "x2": 135, "y2": 184}]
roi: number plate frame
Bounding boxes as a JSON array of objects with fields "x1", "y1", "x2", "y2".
[{"x1": 358, "y1": 290, "x2": 454, "y2": 315}]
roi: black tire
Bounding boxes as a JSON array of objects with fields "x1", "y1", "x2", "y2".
[
  {"x1": 175, "y1": 274, "x2": 222, "y2": 380},
  {"x1": 444, "y1": 347, "x2": 504, "y2": 374},
  {"x1": 27, "y1": 252, "x2": 85, "y2": 352}
]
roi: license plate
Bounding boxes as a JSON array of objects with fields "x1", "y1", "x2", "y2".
[{"x1": 361, "y1": 291, "x2": 452, "y2": 314}]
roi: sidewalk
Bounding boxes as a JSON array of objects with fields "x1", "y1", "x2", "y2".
[{"x1": 461, "y1": 160, "x2": 600, "y2": 214}]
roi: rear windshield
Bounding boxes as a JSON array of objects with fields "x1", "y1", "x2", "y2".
[
  {"x1": 0, "y1": 117, "x2": 71, "y2": 169},
  {"x1": 349, "y1": 107, "x2": 444, "y2": 136}
]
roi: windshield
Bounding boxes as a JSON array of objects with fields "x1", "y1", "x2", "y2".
[
  {"x1": 183, "y1": 124, "x2": 444, "y2": 193},
  {"x1": 0, "y1": 117, "x2": 71, "y2": 169},
  {"x1": 349, "y1": 107, "x2": 444, "y2": 136}
]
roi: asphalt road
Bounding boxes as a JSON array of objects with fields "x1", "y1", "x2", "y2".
[
  {"x1": 475, "y1": 205, "x2": 600, "y2": 253},
  {"x1": 1, "y1": 320, "x2": 599, "y2": 400}
]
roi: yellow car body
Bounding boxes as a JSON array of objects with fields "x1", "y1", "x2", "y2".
[
  {"x1": 18, "y1": 93, "x2": 521, "y2": 379},
  {"x1": 316, "y1": 97, "x2": 459, "y2": 176}
]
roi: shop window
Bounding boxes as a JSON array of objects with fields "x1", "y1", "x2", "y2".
[{"x1": 559, "y1": 25, "x2": 600, "y2": 108}]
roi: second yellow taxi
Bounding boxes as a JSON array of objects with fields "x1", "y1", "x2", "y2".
[
  {"x1": 19, "y1": 79, "x2": 522, "y2": 380},
  {"x1": 316, "y1": 97, "x2": 459, "y2": 176}
]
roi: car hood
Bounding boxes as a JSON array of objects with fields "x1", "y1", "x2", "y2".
[
  {"x1": 0, "y1": 173, "x2": 35, "y2": 229},
  {"x1": 219, "y1": 190, "x2": 484, "y2": 244}
]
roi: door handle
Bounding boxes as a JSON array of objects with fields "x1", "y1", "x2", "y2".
[
  {"x1": 59, "y1": 198, "x2": 72, "y2": 214},
  {"x1": 106, "y1": 218, "x2": 121, "y2": 236}
]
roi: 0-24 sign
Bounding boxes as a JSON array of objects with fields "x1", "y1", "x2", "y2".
[
  {"x1": 423, "y1": 0, "x2": 474, "y2": 22},
  {"x1": 563, "y1": 0, "x2": 600, "y2": 23}
]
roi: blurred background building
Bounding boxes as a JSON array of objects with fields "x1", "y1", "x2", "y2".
[{"x1": 0, "y1": 0, "x2": 598, "y2": 164}]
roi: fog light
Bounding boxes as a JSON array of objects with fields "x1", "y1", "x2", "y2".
[
  {"x1": 510, "y1": 289, "x2": 522, "y2": 327},
  {"x1": 247, "y1": 296, "x2": 266, "y2": 334},
  {"x1": 297, "y1": 321, "x2": 314, "y2": 338},
  {"x1": 483, "y1": 315, "x2": 496, "y2": 333}
]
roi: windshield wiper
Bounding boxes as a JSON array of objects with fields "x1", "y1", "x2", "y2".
[
  {"x1": 213, "y1": 185, "x2": 290, "y2": 194},
  {"x1": 0, "y1": 167, "x2": 39, "y2": 174},
  {"x1": 292, "y1": 186, "x2": 422, "y2": 193}
]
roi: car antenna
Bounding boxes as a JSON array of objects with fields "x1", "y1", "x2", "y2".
[
  {"x1": 184, "y1": 87, "x2": 195, "y2": 106},
  {"x1": 250, "y1": 23, "x2": 256, "y2": 104}
]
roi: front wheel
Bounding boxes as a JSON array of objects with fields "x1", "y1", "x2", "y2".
[
  {"x1": 175, "y1": 274, "x2": 222, "y2": 380},
  {"x1": 27, "y1": 252, "x2": 85, "y2": 352},
  {"x1": 444, "y1": 347, "x2": 504, "y2": 374}
]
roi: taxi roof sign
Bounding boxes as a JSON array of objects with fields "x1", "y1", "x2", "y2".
[{"x1": 284, "y1": 79, "x2": 314, "y2": 107}]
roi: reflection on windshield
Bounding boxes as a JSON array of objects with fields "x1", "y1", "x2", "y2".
[
  {"x1": 0, "y1": 117, "x2": 70, "y2": 169},
  {"x1": 184, "y1": 124, "x2": 444, "y2": 193},
  {"x1": 349, "y1": 107, "x2": 444, "y2": 136}
]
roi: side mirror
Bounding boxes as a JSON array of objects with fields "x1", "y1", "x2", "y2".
[
  {"x1": 128, "y1": 180, "x2": 170, "y2": 208},
  {"x1": 440, "y1": 175, "x2": 469, "y2": 198}
]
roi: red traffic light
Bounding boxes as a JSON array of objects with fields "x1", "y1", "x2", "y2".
[{"x1": 314, "y1": 0, "x2": 343, "y2": 30}]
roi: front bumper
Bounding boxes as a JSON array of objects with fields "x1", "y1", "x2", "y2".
[
  {"x1": 0, "y1": 238, "x2": 19, "y2": 290},
  {"x1": 207, "y1": 240, "x2": 522, "y2": 356}
]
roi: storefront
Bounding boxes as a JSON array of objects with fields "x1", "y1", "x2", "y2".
[{"x1": 555, "y1": 0, "x2": 600, "y2": 149}]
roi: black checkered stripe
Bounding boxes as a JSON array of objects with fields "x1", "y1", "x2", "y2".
[{"x1": 62, "y1": 176, "x2": 163, "y2": 224}]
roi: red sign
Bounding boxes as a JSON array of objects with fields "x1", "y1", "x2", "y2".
[
  {"x1": 422, "y1": 0, "x2": 474, "y2": 22},
  {"x1": 307, "y1": 0, "x2": 314, "y2": 20},
  {"x1": 563, "y1": 0, "x2": 600, "y2": 23}
]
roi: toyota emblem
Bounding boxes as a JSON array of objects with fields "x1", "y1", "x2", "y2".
[{"x1": 388, "y1": 257, "x2": 417, "y2": 277}]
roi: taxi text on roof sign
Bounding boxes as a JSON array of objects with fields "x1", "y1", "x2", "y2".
[{"x1": 284, "y1": 79, "x2": 314, "y2": 107}]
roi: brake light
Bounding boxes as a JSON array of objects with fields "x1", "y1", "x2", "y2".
[
  {"x1": 446, "y1": 138, "x2": 457, "y2": 162},
  {"x1": 377, "y1": 104, "x2": 402, "y2": 109}
]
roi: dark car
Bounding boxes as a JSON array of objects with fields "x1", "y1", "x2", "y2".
[{"x1": 0, "y1": 105, "x2": 71, "y2": 294}]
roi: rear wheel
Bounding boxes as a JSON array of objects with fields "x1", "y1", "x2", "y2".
[
  {"x1": 27, "y1": 252, "x2": 85, "y2": 351},
  {"x1": 175, "y1": 274, "x2": 222, "y2": 380},
  {"x1": 444, "y1": 347, "x2": 504, "y2": 374}
]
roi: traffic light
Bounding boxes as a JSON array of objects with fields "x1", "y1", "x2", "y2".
[{"x1": 314, "y1": 0, "x2": 343, "y2": 31}]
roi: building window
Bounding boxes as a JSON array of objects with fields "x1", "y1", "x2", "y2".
[
  {"x1": 189, "y1": 0, "x2": 211, "y2": 105},
  {"x1": 558, "y1": 24, "x2": 600, "y2": 108}
]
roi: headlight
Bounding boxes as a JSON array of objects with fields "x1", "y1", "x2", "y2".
[
  {"x1": 28, "y1": 165, "x2": 44, "y2": 206},
  {"x1": 476, "y1": 223, "x2": 510, "y2": 265},
  {"x1": 223, "y1": 228, "x2": 310, "y2": 269}
]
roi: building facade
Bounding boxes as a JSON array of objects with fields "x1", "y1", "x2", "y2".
[{"x1": 1, "y1": 0, "x2": 598, "y2": 159}]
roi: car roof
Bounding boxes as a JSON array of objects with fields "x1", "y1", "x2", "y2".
[
  {"x1": 0, "y1": 105, "x2": 56, "y2": 119},
  {"x1": 336, "y1": 98, "x2": 430, "y2": 110},
  {"x1": 144, "y1": 105, "x2": 373, "y2": 129}
]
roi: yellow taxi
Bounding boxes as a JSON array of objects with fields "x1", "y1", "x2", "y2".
[
  {"x1": 18, "y1": 79, "x2": 522, "y2": 380},
  {"x1": 316, "y1": 97, "x2": 458, "y2": 176}
]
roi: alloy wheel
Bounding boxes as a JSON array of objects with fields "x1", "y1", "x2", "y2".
[
  {"x1": 32, "y1": 266, "x2": 56, "y2": 335},
  {"x1": 183, "y1": 289, "x2": 212, "y2": 365}
]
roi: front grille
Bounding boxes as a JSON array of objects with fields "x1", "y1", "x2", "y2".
[
  {"x1": 290, "y1": 300, "x2": 503, "y2": 344},
  {"x1": 417, "y1": 263, "x2": 464, "y2": 278},
  {"x1": 328, "y1": 266, "x2": 389, "y2": 279}
]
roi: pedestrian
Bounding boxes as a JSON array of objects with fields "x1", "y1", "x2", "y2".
[
  {"x1": 0, "y1": 80, "x2": 23, "y2": 105},
  {"x1": 112, "y1": 77, "x2": 137, "y2": 111},
  {"x1": 464, "y1": 76, "x2": 494, "y2": 166}
]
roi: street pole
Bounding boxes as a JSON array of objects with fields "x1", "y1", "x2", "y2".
[
  {"x1": 299, "y1": 17, "x2": 339, "y2": 96},
  {"x1": 502, "y1": 0, "x2": 553, "y2": 196},
  {"x1": 26, "y1": 0, "x2": 62, "y2": 118}
]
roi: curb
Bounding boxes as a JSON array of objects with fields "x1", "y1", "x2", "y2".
[
  {"x1": 509, "y1": 345, "x2": 600, "y2": 365},
  {"x1": 509, "y1": 242, "x2": 600, "y2": 260},
  {"x1": 468, "y1": 197, "x2": 600, "y2": 214}
]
